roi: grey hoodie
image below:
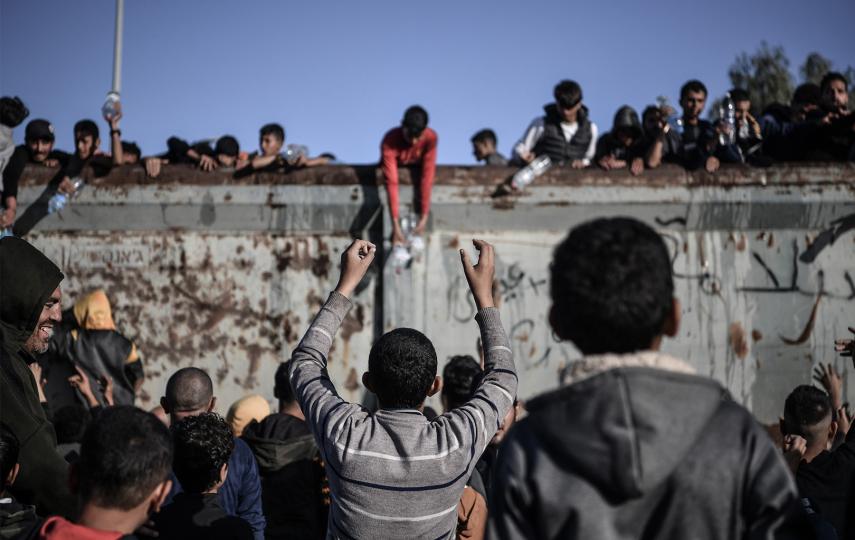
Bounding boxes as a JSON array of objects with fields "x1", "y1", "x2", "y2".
[{"x1": 487, "y1": 358, "x2": 799, "y2": 540}]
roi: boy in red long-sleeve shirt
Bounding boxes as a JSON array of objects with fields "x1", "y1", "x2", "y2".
[{"x1": 380, "y1": 105, "x2": 437, "y2": 246}]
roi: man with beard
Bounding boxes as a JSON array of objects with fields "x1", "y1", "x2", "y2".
[{"x1": 0, "y1": 236, "x2": 74, "y2": 516}]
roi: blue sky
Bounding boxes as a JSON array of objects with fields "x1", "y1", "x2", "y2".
[{"x1": 2, "y1": 0, "x2": 853, "y2": 164}]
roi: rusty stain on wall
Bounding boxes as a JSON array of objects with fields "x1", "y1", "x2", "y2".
[{"x1": 729, "y1": 322, "x2": 749, "y2": 359}]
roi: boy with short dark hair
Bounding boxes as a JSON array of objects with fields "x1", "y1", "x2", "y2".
[
  {"x1": 155, "y1": 413, "x2": 253, "y2": 540},
  {"x1": 488, "y1": 217, "x2": 797, "y2": 539},
  {"x1": 0, "y1": 423, "x2": 39, "y2": 538},
  {"x1": 234, "y1": 123, "x2": 330, "y2": 179},
  {"x1": 471, "y1": 129, "x2": 507, "y2": 166},
  {"x1": 290, "y1": 238, "x2": 516, "y2": 538},
  {"x1": 35, "y1": 406, "x2": 173, "y2": 539}
]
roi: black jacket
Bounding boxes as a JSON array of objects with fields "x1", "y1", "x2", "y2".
[
  {"x1": 242, "y1": 413, "x2": 328, "y2": 540},
  {"x1": 0, "y1": 237, "x2": 74, "y2": 517},
  {"x1": 487, "y1": 366, "x2": 799, "y2": 539},
  {"x1": 154, "y1": 493, "x2": 253, "y2": 540},
  {"x1": 595, "y1": 106, "x2": 645, "y2": 164},
  {"x1": 0, "y1": 498, "x2": 39, "y2": 539}
]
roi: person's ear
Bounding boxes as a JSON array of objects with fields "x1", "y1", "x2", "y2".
[
  {"x1": 662, "y1": 297, "x2": 681, "y2": 338},
  {"x1": 5, "y1": 463, "x2": 20, "y2": 488},
  {"x1": 150, "y1": 479, "x2": 172, "y2": 514},
  {"x1": 219, "y1": 463, "x2": 229, "y2": 485},
  {"x1": 160, "y1": 397, "x2": 170, "y2": 414},
  {"x1": 208, "y1": 397, "x2": 217, "y2": 413},
  {"x1": 361, "y1": 372, "x2": 375, "y2": 394},
  {"x1": 68, "y1": 462, "x2": 80, "y2": 494},
  {"x1": 828, "y1": 420, "x2": 839, "y2": 447},
  {"x1": 427, "y1": 376, "x2": 442, "y2": 398}
]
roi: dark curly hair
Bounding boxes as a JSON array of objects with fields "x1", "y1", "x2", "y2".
[
  {"x1": 171, "y1": 412, "x2": 234, "y2": 493},
  {"x1": 441, "y1": 355, "x2": 482, "y2": 410},
  {"x1": 368, "y1": 328, "x2": 437, "y2": 409},
  {"x1": 782, "y1": 385, "x2": 833, "y2": 443},
  {"x1": 550, "y1": 217, "x2": 673, "y2": 355}
]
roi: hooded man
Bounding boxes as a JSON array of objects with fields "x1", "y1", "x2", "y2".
[
  {"x1": 0, "y1": 236, "x2": 74, "y2": 517},
  {"x1": 595, "y1": 105, "x2": 645, "y2": 175}
]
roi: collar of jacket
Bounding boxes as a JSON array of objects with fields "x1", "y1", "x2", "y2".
[{"x1": 562, "y1": 351, "x2": 695, "y2": 386}]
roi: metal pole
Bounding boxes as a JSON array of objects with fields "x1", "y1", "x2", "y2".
[{"x1": 111, "y1": 0, "x2": 124, "y2": 94}]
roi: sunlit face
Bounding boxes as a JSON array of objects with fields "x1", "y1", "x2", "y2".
[
  {"x1": 823, "y1": 80, "x2": 849, "y2": 112},
  {"x1": 76, "y1": 133, "x2": 98, "y2": 160},
  {"x1": 260, "y1": 134, "x2": 283, "y2": 157},
  {"x1": 27, "y1": 139, "x2": 54, "y2": 163},
  {"x1": 680, "y1": 90, "x2": 706, "y2": 121},
  {"x1": 23, "y1": 286, "x2": 62, "y2": 355}
]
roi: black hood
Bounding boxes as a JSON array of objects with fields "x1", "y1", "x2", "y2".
[
  {"x1": 0, "y1": 237, "x2": 64, "y2": 349},
  {"x1": 611, "y1": 105, "x2": 642, "y2": 139},
  {"x1": 242, "y1": 413, "x2": 318, "y2": 473},
  {"x1": 522, "y1": 366, "x2": 726, "y2": 502}
]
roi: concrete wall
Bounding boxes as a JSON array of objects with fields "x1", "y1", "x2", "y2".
[{"x1": 16, "y1": 163, "x2": 855, "y2": 422}]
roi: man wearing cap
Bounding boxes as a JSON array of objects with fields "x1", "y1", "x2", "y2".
[
  {"x1": 1, "y1": 119, "x2": 71, "y2": 229},
  {"x1": 0, "y1": 236, "x2": 75, "y2": 517},
  {"x1": 380, "y1": 105, "x2": 438, "y2": 245}
]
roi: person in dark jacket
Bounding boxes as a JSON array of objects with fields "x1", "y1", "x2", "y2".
[
  {"x1": 487, "y1": 217, "x2": 799, "y2": 539},
  {"x1": 0, "y1": 237, "x2": 74, "y2": 517},
  {"x1": 160, "y1": 367, "x2": 266, "y2": 539},
  {"x1": 0, "y1": 424, "x2": 39, "y2": 539},
  {"x1": 647, "y1": 80, "x2": 720, "y2": 172},
  {"x1": 144, "y1": 134, "x2": 244, "y2": 178},
  {"x1": 595, "y1": 105, "x2": 645, "y2": 175},
  {"x1": 512, "y1": 80, "x2": 598, "y2": 168},
  {"x1": 156, "y1": 412, "x2": 253, "y2": 540},
  {"x1": 242, "y1": 360, "x2": 328, "y2": 540}
]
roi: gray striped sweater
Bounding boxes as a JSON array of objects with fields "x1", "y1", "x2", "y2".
[{"x1": 289, "y1": 291, "x2": 517, "y2": 540}]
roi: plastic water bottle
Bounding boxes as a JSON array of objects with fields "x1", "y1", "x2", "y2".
[
  {"x1": 284, "y1": 144, "x2": 309, "y2": 165},
  {"x1": 102, "y1": 92, "x2": 120, "y2": 120},
  {"x1": 511, "y1": 154, "x2": 552, "y2": 190},
  {"x1": 47, "y1": 177, "x2": 85, "y2": 214},
  {"x1": 719, "y1": 93, "x2": 736, "y2": 146},
  {"x1": 656, "y1": 96, "x2": 683, "y2": 136}
]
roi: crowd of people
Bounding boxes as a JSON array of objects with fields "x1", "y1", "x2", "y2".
[
  {"x1": 1, "y1": 72, "x2": 854, "y2": 241},
  {"x1": 0, "y1": 71, "x2": 854, "y2": 539},
  {"x1": 1, "y1": 216, "x2": 855, "y2": 538}
]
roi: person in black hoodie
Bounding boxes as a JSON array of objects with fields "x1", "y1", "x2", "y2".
[
  {"x1": 487, "y1": 217, "x2": 800, "y2": 539},
  {"x1": 242, "y1": 360, "x2": 328, "y2": 540},
  {"x1": 594, "y1": 105, "x2": 645, "y2": 175},
  {"x1": 0, "y1": 236, "x2": 74, "y2": 517}
]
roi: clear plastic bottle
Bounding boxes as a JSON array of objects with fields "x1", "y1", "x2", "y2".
[
  {"x1": 719, "y1": 93, "x2": 736, "y2": 145},
  {"x1": 102, "y1": 91, "x2": 121, "y2": 121},
  {"x1": 284, "y1": 144, "x2": 309, "y2": 165},
  {"x1": 511, "y1": 154, "x2": 552, "y2": 190},
  {"x1": 48, "y1": 177, "x2": 85, "y2": 214},
  {"x1": 656, "y1": 96, "x2": 683, "y2": 136}
]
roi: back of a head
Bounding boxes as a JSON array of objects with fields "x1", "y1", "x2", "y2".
[
  {"x1": 164, "y1": 367, "x2": 214, "y2": 413},
  {"x1": 550, "y1": 217, "x2": 673, "y2": 355},
  {"x1": 171, "y1": 412, "x2": 234, "y2": 493},
  {"x1": 215, "y1": 135, "x2": 240, "y2": 157},
  {"x1": 78, "y1": 406, "x2": 173, "y2": 510},
  {"x1": 368, "y1": 328, "x2": 437, "y2": 409},
  {"x1": 226, "y1": 394, "x2": 270, "y2": 436},
  {"x1": 783, "y1": 385, "x2": 833, "y2": 445},
  {"x1": 793, "y1": 83, "x2": 821, "y2": 108},
  {"x1": 402, "y1": 106, "x2": 429, "y2": 138},
  {"x1": 820, "y1": 71, "x2": 848, "y2": 94},
  {"x1": 260, "y1": 123, "x2": 285, "y2": 142},
  {"x1": 441, "y1": 355, "x2": 482, "y2": 410},
  {"x1": 680, "y1": 79, "x2": 708, "y2": 99},
  {"x1": 470, "y1": 129, "x2": 497, "y2": 146},
  {"x1": 74, "y1": 119, "x2": 99, "y2": 141},
  {"x1": 0, "y1": 96, "x2": 29, "y2": 129},
  {"x1": 0, "y1": 424, "x2": 20, "y2": 492},
  {"x1": 274, "y1": 360, "x2": 295, "y2": 404}
]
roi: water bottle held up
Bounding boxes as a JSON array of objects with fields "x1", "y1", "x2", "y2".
[
  {"x1": 656, "y1": 96, "x2": 683, "y2": 136},
  {"x1": 719, "y1": 93, "x2": 736, "y2": 146},
  {"x1": 511, "y1": 154, "x2": 552, "y2": 190},
  {"x1": 102, "y1": 92, "x2": 121, "y2": 121},
  {"x1": 48, "y1": 177, "x2": 85, "y2": 214}
]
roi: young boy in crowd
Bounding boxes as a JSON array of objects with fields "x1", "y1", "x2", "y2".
[
  {"x1": 0, "y1": 424, "x2": 39, "y2": 538},
  {"x1": 35, "y1": 406, "x2": 173, "y2": 539},
  {"x1": 289, "y1": 238, "x2": 516, "y2": 538},
  {"x1": 646, "y1": 80, "x2": 720, "y2": 172},
  {"x1": 594, "y1": 105, "x2": 645, "y2": 175},
  {"x1": 155, "y1": 413, "x2": 253, "y2": 540},
  {"x1": 242, "y1": 361, "x2": 328, "y2": 540},
  {"x1": 381, "y1": 105, "x2": 438, "y2": 245},
  {"x1": 144, "y1": 135, "x2": 244, "y2": 178},
  {"x1": 487, "y1": 217, "x2": 797, "y2": 539},
  {"x1": 470, "y1": 129, "x2": 508, "y2": 166},
  {"x1": 234, "y1": 123, "x2": 330, "y2": 179},
  {"x1": 512, "y1": 80, "x2": 598, "y2": 169}
]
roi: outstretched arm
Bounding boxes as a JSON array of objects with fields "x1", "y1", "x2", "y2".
[{"x1": 288, "y1": 240, "x2": 376, "y2": 444}]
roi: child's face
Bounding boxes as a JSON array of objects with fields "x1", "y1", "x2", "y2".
[
  {"x1": 472, "y1": 140, "x2": 493, "y2": 160},
  {"x1": 76, "y1": 134, "x2": 97, "y2": 160},
  {"x1": 261, "y1": 134, "x2": 283, "y2": 156},
  {"x1": 734, "y1": 100, "x2": 752, "y2": 123},
  {"x1": 680, "y1": 91, "x2": 706, "y2": 121}
]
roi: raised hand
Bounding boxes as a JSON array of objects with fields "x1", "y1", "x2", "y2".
[
  {"x1": 459, "y1": 239, "x2": 496, "y2": 310},
  {"x1": 813, "y1": 363, "x2": 844, "y2": 409},
  {"x1": 69, "y1": 364, "x2": 99, "y2": 407},
  {"x1": 836, "y1": 327, "x2": 854, "y2": 365},
  {"x1": 782, "y1": 434, "x2": 806, "y2": 474},
  {"x1": 335, "y1": 239, "x2": 376, "y2": 298}
]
